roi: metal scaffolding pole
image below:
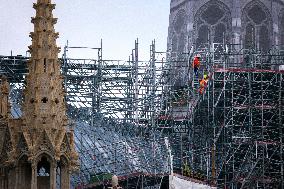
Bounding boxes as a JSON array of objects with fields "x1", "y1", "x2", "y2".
[{"x1": 1, "y1": 40, "x2": 283, "y2": 188}]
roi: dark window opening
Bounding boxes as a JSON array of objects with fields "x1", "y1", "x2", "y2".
[
  {"x1": 202, "y1": 4, "x2": 224, "y2": 25},
  {"x1": 214, "y1": 23, "x2": 226, "y2": 43},
  {"x1": 53, "y1": 62, "x2": 55, "y2": 72},
  {"x1": 44, "y1": 58, "x2": 47, "y2": 72},
  {"x1": 37, "y1": 157, "x2": 50, "y2": 176},
  {"x1": 245, "y1": 24, "x2": 255, "y2": 49},
  {"x1": 244, "y1": 3, "x2": 271, "y2": 52},
  {"x1": 55, "y1": 98, "x2": 59, "y2": 104},
  {"x1": 259, "y1": 26, "x2": 269, "y2": 52},
  {"x1": 41, "y1": 97, "x2": 48, "y2": 103},
  {"x1": 196, "y1": 25, "x2": 209, "y2": 47},
  {"x1": 248, "y1": 5, "x2": 266, "y2": 25},
  {"x1": 195, "y1": 2, "x2": 230, "y2": 48}
]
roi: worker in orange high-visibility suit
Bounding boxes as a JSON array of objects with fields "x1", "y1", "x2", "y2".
[
  {"x1": 192, "y1": 54, "x2": 201, "y2": 78},
  {"x1": 199, "y1": 74, "x2": 209, "y2": 94}
]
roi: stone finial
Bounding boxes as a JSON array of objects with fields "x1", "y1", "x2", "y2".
[
  {"x1": 112, "y1": 175, "x2": 118, "y2": 187},
  {"x1": 0, "y1": 76, "x2": 10, "y2": 119}
]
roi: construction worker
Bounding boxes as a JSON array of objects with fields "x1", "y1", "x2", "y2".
[
  {"x1": 192, "y1": 54, "x2": 201, "y2": 78},
  {"x1": 199, "y1": 74, "x2": 209, "y2": 95},
  {"x1": 183, "y1": 162, "x2": 191, "y2": 177},
  {"x1": 203, "y1": 72, "x2": 208, "y2": 81}
]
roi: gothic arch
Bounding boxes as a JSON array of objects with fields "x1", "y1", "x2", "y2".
[
  {"x1": 35, "y1": 151, "x2": 54, "y2": 162},
  {"x1": 59, "y1": 155, "x2": 69, "y2": 166},
  {"x1": 194, "y1": 0, "x2": 232, "y2": 48},
  {"x1": 36, "y1": 153, "x2": 54, "y2": 189},
  {"x1": 17, "y1": 155, "x2": 32, "y2": 189},
  {"x1": 58, "y1": 155, "x2": 71, "y2": 188},
  {"x1": 16, "y1": 153, "x2": 29, "y2": 164},
  {"x1": 16, "y1": 133, "x2": 29, "y2": 156},
  {"x1": 242, "y1": 0, "x2": 272, "y2": 51},
  {"x1": 37, "y1": 156, "x2": 51, "y2": 176}
]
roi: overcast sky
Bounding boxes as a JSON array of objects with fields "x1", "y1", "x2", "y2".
[{"x1": 0, "y1": 0, "x2": 170, "y2": 60}]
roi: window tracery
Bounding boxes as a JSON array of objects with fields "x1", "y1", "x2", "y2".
[
  {"x1": 242, "y1": 0, "x2": 272, "y2": 52},
  {"x1": 194, "y1": 0, "x2": 232, "y2": 48}
]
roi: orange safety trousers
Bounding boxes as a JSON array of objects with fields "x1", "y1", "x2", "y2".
[{"x1": 199, "y1": 79, "x2": 207, "y2": 94}]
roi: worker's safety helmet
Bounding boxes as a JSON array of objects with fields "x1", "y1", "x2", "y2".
[
  {"x1": 196, "y1": 54, "x2": 201, "y2": 58},
  {"x1": 204, "y1": 74, "x2": 209, "y2": 79}
]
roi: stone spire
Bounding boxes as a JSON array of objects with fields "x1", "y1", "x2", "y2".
[
  {"x1": 1, "y1": 1, "x2": 78, "y2": 188},
  {"x1": 0, "y1": 1, "x2": 78, "y2": 188},
  {"x1": 23, "y1": 0, "x2": 67, "y2": 128}
]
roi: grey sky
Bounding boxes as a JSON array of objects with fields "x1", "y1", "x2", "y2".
[{"x1": 0, "y1": 0, "x2": 170, "y2": 60}]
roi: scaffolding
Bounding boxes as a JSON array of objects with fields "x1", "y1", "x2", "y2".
[
  {"x1": 188, "y1": 44, "x2": 284, "y2": 188},
  {"x1": 0, "y1": 40, "x2": 283, "y2": 188},
  {"x1": 0, "y1": 40, "x2": 172, "y2": 188}
]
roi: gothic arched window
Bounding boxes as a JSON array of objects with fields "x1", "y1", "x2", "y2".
[
  {"x1": 194, "y1": 0, "x2": 231, "y2": 48},
  {"x1": 242, "y1": 1, "x2": 272, "y2": 52}
]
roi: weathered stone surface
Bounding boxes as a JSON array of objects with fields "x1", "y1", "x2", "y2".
[
  {"x1": 0, "y1": 0, "x2": 78, "y2": 188},
  {"x1": 168, "y1": 0, "x2": 284, "y2": 53},
  {"x1": 167, "y1": 0, "x2": 284, "y2": 87}
]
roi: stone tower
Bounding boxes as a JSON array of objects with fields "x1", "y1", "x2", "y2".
[
  {"x1": 168, "y1": 0, "x2": 284, "y2": 53},
  {"x1": 0, "y1": 0, "x2": 78, "y2": 189},
  {"x1": 167, "y1": 0, "x2": 284, "y2": 86}
]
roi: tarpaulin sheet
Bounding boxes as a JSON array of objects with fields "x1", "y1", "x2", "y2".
[{"x1": 169, "y1": 175, "x2": 217, "y2": 189}]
